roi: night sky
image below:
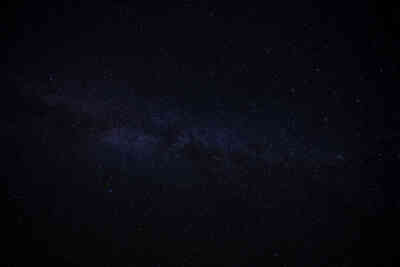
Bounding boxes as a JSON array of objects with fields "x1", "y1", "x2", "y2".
[{"x1": 4, "y1": 1, "x2": 399, "y2": 266}]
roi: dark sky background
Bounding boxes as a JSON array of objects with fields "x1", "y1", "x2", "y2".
[{"x1": 3, "y1": 1, "x2": 400, "y2": 266}]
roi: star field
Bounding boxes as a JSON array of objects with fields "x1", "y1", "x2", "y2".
[{"x1": 4, "y1": 1, "x2": 398, "y2": 266}]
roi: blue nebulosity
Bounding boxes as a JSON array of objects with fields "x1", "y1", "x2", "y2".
[{"x1": 39, "y1": 78, "x2": 356, "y2": 187}]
